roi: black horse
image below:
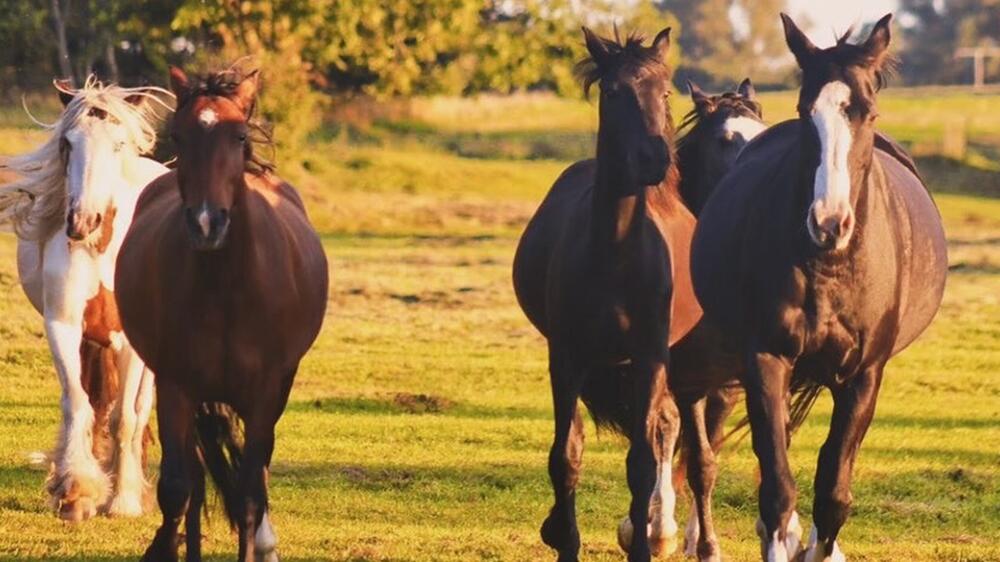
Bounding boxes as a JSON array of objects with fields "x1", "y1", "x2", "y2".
[
  {"x1": 513, "y1": 27, "x2": 699, "y2": 562},
  {"x1": 691, "y1": 13, "x2": 947, "y2": 562}
]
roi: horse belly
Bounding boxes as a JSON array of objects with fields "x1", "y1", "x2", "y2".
[{"x1": 878, "y1": 153, "x2": 948, "y2": 354}]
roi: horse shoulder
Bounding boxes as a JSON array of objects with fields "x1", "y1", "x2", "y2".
[{"x1": 649, "y1": 198, "x2": 702, "y2": 346}]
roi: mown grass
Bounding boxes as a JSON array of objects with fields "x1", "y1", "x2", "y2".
[{"x1": 0, "y1": 89, "x2": 998, "y2": 561}]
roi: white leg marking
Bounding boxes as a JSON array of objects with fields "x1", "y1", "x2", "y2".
[
  {"x1": 808, "y1": 80, "x2": 855, "y2": 249},
  {"x1": 255, "y1": 510, "x2": 279, "y2": 562},
  {"x1": 786, "y1": 511, "x2": 804, "y2": 558},
  {"x1": 684, "y1": 510, "x2": 700, "y2": 557},
  {"x1": 767, "y1": 529, "x2": 789, "y2": 562},
  {"x1": 106, "y1": 341, "x2": 147, "y2": 516},
  {"x1": 804, "y1": 525, "x2": 846, "y2": 562}
]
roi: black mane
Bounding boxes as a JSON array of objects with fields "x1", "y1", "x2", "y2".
[
  {"x1": 575, "y1": 31, "x2": 669, "y2": 97},
  {"x1": 175, "y1": 67, "x2": 275, "y2": 175}
]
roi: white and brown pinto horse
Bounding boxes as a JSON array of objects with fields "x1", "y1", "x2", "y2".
[
  {"x1": 0, "y1": 77, "x2": 170, "y2": 520},
  {"x1": 691, "y1": 14, "x2": 947, "y2": 561}
]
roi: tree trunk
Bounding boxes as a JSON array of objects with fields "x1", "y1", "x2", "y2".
[
  {"x1": 50, "y1": 0, "x2": 74, "y2": 85},
  {"x1": 105, "y1": 41, "x2": 119, "y2": 83}
]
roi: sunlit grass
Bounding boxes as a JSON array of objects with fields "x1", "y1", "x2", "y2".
[{"x1": 0, "y1": 91, "x2": 998, "y2": 561}]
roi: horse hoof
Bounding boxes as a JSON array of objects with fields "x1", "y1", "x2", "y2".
[
  {"x1": 59, "y1": 497, "x2": 97, "y2": 522},
  {"x1": 254, "y1": 551, "x2": 279, "y2": 562},
  {"x1": 617, "y1": 516, "x2": 634, "y2": 553},
  {"x1": 649, "y1": 533, "x2": 679, "y2": 557}
]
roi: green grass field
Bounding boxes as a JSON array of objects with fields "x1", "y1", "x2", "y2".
[{"x1": 0, "y1": 88, "x2": 998, "y2": 561}]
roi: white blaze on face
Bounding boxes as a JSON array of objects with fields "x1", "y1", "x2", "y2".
[
  {"x1": 198, "y1": 108, "x2": 218, "y2": 129},
  {"x1": 197, "y1": 203, "x2": 211, "y2": 237},
  {"x1": 808, "y1": 81, "x2": 855, "y2": 249},
  {"x1": 722, "y1": 116, "x2": 766, "y2": 144}
]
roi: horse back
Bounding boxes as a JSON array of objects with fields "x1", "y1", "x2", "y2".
[{"x1": 875, "y1": 150, "x2": 947, "y2": 354}]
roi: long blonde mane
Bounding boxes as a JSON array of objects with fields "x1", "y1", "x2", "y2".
[{"x1": 0, "y1": 76, "x2": 172, "y2": 241}]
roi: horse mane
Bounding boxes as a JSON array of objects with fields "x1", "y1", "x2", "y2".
[
  {"x1": 829, "y1": 28, "x2": 899, "y2": 91},
  {"x1": 677, "y1": 92, "x2": 763, "y2": 147},
  {"x1": 174, "y1": 67, "x2": 275, "y2": 176},
  {"x1": 0, "y1": 76, "x2": 170, "y2": 241},
  {"x1": 575, "y1": 30, "x2": 669, "y2": 97}
]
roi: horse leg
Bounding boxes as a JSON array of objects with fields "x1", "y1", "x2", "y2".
[
  {"x1": 744, "y1": 351, "x2": 797, "y2": 562},
  {"x1": 142, "y1": 381, "x2": 196, "y2": 562},
  {"x1": 239, "y1": 413, "x2": 280, "y2": 562},
  {"x1": 185, "y1": 457, "x2": 205, "y2": 562},
  {"x1": 106, "y1": 342, "x2": 148, "y2": 516},
  {"x1": 678, "y1": 396, "x2": 721, "y2": 561},
  {"x1": 620, "y1": 358, "x2": 675, "y2": 562},
  {"x1": 646, "y1": 399, "x2": 680, "y2": 557},
  {"x1": 44, "y1": 317, "x2": 108, "y2": 521},
  {"x1": 134, "y1": 367, "x2": 156, "y2": 480},
  {"x1": 804, "y1": 363, "x2": 883, "y2": 562},
  {"x1": 540, "y1": 346, "x2": 584, "y2": 562}
]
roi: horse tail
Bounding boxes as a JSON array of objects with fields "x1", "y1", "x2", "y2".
[
  {"x1": 79, "y1": 339, "x2": 119, "y2": 471},
  {"x1": 579, "y1": 365, "x2": 631, "y2": 436},
  {"x1": 194, "y1": 403, "x2": 244, "y2": 530},
  {"x1": 724, "y1": 378, "x2": 824, "y2": 444}
]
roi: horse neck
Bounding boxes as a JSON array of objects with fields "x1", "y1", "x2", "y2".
[
  {"x1": 675, "y1": 129, "x2": 703, "y2": 215},
  {"x1": 591, "y1": 144, "x2": 680, "y2": 263}
]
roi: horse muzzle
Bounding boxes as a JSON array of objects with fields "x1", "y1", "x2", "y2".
[
  {"x1": 184, "y1": 205, "x2": 230, "y2": 251},
  {"x1": 807, "y1": 203, "x2": 855, "y2": 251},
  {"x1": 66, "y1": 209, "x2": 103, "y2": 242}
]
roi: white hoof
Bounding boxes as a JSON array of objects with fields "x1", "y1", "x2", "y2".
[
  {"x1": 786, "y1": 511, "x2": 804, "y2": 558},
  {"x1": 617, "y1": 515, "x2": 678, "y2": 557},
  {"x1": 804, "y1": 526, "x2": 845, "y2": 562}
]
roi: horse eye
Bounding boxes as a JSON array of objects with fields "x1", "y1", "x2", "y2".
[
  {"x1": 238, "y1": 133, "x2": 247, "y2": 143},
  {"x1": 59, "y1": 138, "x2": 71, "y2": 153}
]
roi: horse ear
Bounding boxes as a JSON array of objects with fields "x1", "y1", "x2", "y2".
[
  {"x1": 582, "y1": 26, "x2": 611, "y2": 68},
  {"x1": 169, "y1": 66, "x2": 190, "y2": 98},
  {"x1": 652, "y1": 27, "x2": 671, "y2": 61},
  {"x1": 737, "y1": 78, "x2": 756, "y2": 100},
  {"x1": 863, "y1": 13, "x2": 893, "y2": 67},
  {"x1": 53, "y1": 78, "x2": 74, "y2": 107},
  {"x1": 688, "y1": 80, "x2": 709, "y2": 105},
  {"x1": 233, "y1": 70, "x2": 259, "y2": 115},
  {"x1": 780, "y1": 13, "x2": 818, "y2": 68}
]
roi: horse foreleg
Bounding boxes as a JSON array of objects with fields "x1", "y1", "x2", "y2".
[
  {"x1": 805, "y1": 363, "x2": 883, "y2": 562},
  {"x1": 645, "y1": 398, "x2": 680, "y2": 557},
  {"x1": 620, "y1": 358, "x2": 675, "y2": 562},
  {"x1": 679, "y1": 396, "x2": 721, "y2": 561},
  {"x1": 239, "y1": 416, "x2": 279, "y2": 562},
  {"x1": 185, "y1": 457, "x2": 205, "y2": 562},
  {"x1": 142, "y1": 381, "x2": 196, "y2": 562},
  {"x1": 106, "y1": 341, "x2": 149, "y2": 516},
  {"x1": 745, "y1": 351, "x2": 798, "y2": 562},
  {"x1": 540, "y1": 346, "x2": 585, "y2": 562},
  {"x1": 44, "y1": 317, "x2": 108, "y2": 521}
]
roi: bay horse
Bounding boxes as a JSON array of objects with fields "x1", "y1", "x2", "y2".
[
  {"x1": 691, "y1": 14, "x2": 947, "y2": 561},
  {"x1": 0, "y1": 77, "x2": 169, "y2": 520},
  {"x1": 115, "y1": 66, "x2": 328, "y2": 562},
  {"x1": 512, "y1": 27, "x2": 699, "y2": 562}
]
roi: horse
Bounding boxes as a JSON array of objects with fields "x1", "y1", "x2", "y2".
[
  {"x1": 512, "y1": 27, "x2": 699, "y2": 562},
  {"x1": 115, "y1": 66, "x2": 328, "y2": 562},
  {"x1": 690, "y1": 14, "x2": 947, "y2": 561},
  {"x1": 672, "y1": 79, "x2": 769, "y2": 561},
  {"x1": 0, "y1": 77, "x2": 170, "y2": 520}
]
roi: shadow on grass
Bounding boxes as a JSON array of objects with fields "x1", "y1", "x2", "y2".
[
  {"x1": 285, "y1": 394, "x2": 548, "y2": 423},
  {"x1": 917, "y1": 153, "x2": 1000, "y2": 199}
]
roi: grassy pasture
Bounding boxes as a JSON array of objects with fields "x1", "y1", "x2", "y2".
[{"x1": 0, "y1": 88, "x2": 998, "y2": 561}]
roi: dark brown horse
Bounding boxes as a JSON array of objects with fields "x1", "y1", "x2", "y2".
[
  {"x1": 691, "y1": 14, "x2": 947, "y2": 561},
  {"x1": 672, "y1": 79, "x2": 767, "y2": 561},
  {"x1": 115, "y1": 66, "x2": 328, "y2": 562},
  {"x1": 512, "y1": 27, "x2": 700, "y2": 562}
]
